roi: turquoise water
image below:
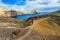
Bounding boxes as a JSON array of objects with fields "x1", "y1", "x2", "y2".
[
  {"x1": 12, "y1": 13, "x2": 40, "y2": 20},
  {"x1": 12, "y1": 12, "x2": 48, "y2": 20}
]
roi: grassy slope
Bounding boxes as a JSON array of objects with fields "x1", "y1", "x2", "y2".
[
  {"x1": 49, "y1": 10, "x2": 60, "y2": 16},
  {"x1": 33, "y1": 17, "x2": 60, "y2": 37},
  {"x1": 31, "y1": 11, "x2": 60, "y2": 37},
  {"x1": 24, "y1": 14, "x2": 60, "y2": 40}
]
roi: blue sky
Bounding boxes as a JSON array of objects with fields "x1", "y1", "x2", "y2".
[{"x1": 0, "y1": 0, "x2": 60, "y2": 13}]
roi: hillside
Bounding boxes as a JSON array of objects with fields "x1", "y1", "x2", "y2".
[
  {"x1": 49, "y1": 10, "x2": 60, "y2": 16},
  {"x1": 23, "y1": 10, "x2": 60, "y2": 40},
  {"x1": 0, "y1": 8, "x2": 60, "y2": 40},
  {"x1": 0, "y1": 17, "x2": 33, "y2": 40},
  {"x1": 0, "y1": 8, "x2": 37, "y2": 17},
  {"x1": 0, "y1": 8, "x2": 10, "y2": 17}
]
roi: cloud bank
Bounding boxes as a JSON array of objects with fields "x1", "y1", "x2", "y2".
[{"x1": 0, "y1": 0, "x2": 60, "y2": 12}]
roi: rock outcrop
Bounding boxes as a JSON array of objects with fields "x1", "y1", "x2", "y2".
[
  {"x1": 0, "y1": 8, "x2": 37, "y2": 17},
  {"x1": 0, "y1": 8, "x2": 10, "y2": 17}
]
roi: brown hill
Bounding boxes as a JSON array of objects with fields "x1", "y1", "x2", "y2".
[
  {"x1": 0, "y1": 8, "x2": 37, "y2": 17},
  {"x1": 23, "y1": 10, "x2": 60, "y2": 40}
]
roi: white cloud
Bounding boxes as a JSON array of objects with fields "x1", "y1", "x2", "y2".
[
  {"x1": 0, "y1": 0, "x2": 60, "y2": 12},
  {"x1": 46, "y1": 0, "x2": 60, "y2": 7}
]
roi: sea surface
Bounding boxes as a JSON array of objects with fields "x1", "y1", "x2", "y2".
[{"x1": 12, "y1": 12, "x2": 48, "y2": 20}]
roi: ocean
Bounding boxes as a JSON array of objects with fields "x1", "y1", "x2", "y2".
[{"x1": 11, "y1": 12, "x2": 48, "y2": 20}]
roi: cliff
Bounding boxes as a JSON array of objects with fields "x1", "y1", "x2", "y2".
[{"x1": 0, "y1": 8, "x2": 37, "y2": 17}]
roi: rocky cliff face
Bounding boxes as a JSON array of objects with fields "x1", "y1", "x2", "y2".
[
  {"x1": 0, "y1": 8, "x2": 10, "y2": 17},
  {"x1": 0, "y1": 8, "x2": 37, "y2": 17}
]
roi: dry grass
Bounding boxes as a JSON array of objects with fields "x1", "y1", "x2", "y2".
[
  {"x1": 23, "y1": 16, "x2": 60, "y2": 40},
  {"x1": 33, "y1": 17, "x2": 60, "y2": 36}
]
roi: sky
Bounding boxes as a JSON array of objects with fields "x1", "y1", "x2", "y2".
[{"x1": 0, "y1": 0, "x2": 60, "y2": 13}]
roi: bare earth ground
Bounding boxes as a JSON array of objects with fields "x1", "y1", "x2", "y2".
[
  {"x1": 0, "y1": 16, "x2": 60, "y2": 40},
  {"x1": 23, "y1": 16, "x2": 60, "y2": 40}
]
